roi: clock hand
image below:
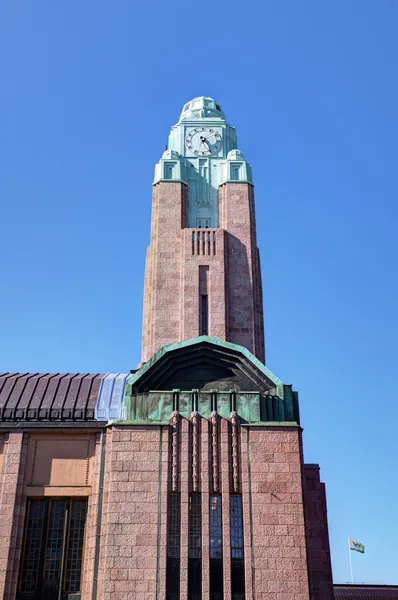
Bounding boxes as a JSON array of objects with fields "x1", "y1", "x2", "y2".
[{"x1": 200, "y1": 136, "x2": 212, "y2": 151}]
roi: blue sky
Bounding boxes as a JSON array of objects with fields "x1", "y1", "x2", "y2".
[{"x1": 1, "y1": 0, "x2": 397, "y2": 585}]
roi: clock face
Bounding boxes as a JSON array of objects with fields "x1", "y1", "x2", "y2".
[{"x1": 186, "y1": 127, "x2": 222, "y2": 156}]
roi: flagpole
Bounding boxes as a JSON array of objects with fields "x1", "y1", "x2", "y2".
[{"x1": 348, "y1": 538, "x2": 354, "y2": 584}]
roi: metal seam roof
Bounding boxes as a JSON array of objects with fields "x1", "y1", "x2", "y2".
[
  {"x1": 95, "y1": 373, "x2": 129, "y2": 421},
  {"x1": 0, "y1": 372, "x2": 107, "y2": 422}
]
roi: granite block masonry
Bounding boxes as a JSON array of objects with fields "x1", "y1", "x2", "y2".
[{"x1": 0, "y1": 97, "x2": 334, "y2": 600}]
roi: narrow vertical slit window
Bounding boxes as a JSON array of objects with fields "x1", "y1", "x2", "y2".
[
  {"x1": 201, "y1": 295, "x2": 208, "y2": 335},
  {"x1": 209, "y1": 495, "x2": 223, "y2": 600},
  {"x1": 199, "y1": 265, "x2": 209, "y2": 337},
  {"x1": 166, "y1": 494, "x2": 181, "y2": 600},
  {"x1": 188, "y1": 494, "x2": 202, "y2": 600},
  {"x1": 230, "y1": 495, "x2": 245, "y2": 600}
]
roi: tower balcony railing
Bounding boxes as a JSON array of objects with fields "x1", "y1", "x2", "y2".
[{"x1": 191, "y1": 229, "x2": 217, "y2": 256}]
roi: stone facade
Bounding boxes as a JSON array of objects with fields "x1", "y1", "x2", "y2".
[
  {"x1": 0, "y1": 97, "x2": 336, "y2": 600},
  {"x1": 304, "y1": 465, "x2": 334, "y2": 599},
  {"x1": 93, "y1": 418, "x2": 314, "y2": 600},
  {"x1": 141, "y1": 181, "x2": 265, "y2": 364},
  {"x1": 0, "y1": 365, "x2": 334, "y2": 600},
  {"x1": 0, "y1": 432, "x2": 27, "y2": 600}
]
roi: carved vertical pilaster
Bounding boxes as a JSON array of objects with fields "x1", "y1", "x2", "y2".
[
  {"x1": 221, "y1": 418, "x2": 232, "y2": 600},
  {"x1": 230, "y1": 411, "x2": 240, "y2": 493},
  {"x1": 211, "y1": 411, "x2": 219, "y2": 493},
  {"x1": 170, "y1": 411, "x2": 180, "y2": 492},
  {"x1": 201, "y1": 418, "x2": 210, "y2": 600},
  {"x1": 180, "y1": 418, "x2": 189, "y2": 600},
  {"x1": 190, "y1": 411, "x2": 200, "y2": 492}
]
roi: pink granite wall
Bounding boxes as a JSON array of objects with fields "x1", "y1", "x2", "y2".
[
  {"x1": 81, "y1": 431, "x2": 103, "y2": 598},
  {"x1": 97, "y1": 425, "x2": 163, "y2": 600},
  {"x1": 141, "y1": 182, "x2": 188, "y2": 363},
  {"x1": 0, "y1": 420, "x2": 322, "y2": 600},
  {"x1": 0, "y1": 432, "x2": 27, "y2": 600},
  {"x1": 141, "y1": 181, "x2": 266, "y2": 364},
  {"x1": 94, "y1": 417, "x2": 309, "y2": 600},
  {"x1": 303, "y1": 465, "x2": 334, "y2": 599},
  {"x1": 181, "y1": 228, "x2": 227, "y2": 342},
  {"x1": 244, "y1": 426, "x2": 310, "y2": 599},
  {"x1": 219, "y1": 183, "x2": 265, "y2": 362}
]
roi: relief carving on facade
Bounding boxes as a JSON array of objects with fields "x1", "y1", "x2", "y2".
[
  {"x1": 170, "y1": 410, "x2": 180, "y2": 492},
  {"x1": 190, "y1": 411, "x2": 200, "y2": 492},
  {"x1": 211, "y1": 410, "x2": 219, "y2": 493},
  {"x1": 230, "y1": 410, "x2": 240, "y2": 493}
]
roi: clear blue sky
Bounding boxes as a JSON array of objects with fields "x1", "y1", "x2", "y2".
[{"x1": 1, "y1": 0, "x2": 397, "y2": 585}]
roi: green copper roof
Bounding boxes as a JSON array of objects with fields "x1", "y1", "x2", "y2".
[
  {"x1": 154, "y1": 97, "x2": 254, "y2": 225},
  {"x1": 116, "y1": 337, "x2": 300, "y2": 425},
  {"x1": 127, "y1": 335, "x2": 282, "y2": 390},
  {"x1": 179, "y1": 96, "x2": 225, "y2": 121}
]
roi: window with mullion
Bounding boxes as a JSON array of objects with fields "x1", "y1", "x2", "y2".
[
  {"x1": 43, "y1": 499, "x2": 67, "y2": 586},
  {"x1": 188, "y1": 494, "x2": 202, "y2": 600},
  {"x1": 166, "y1": 494, "x2": 181, "y2": 600},
  {"x1": 65, "y1": 499, "x2": 88, "y2": 593},
  {"x1": 230, "y1": 495, "x2": 245, "y2": 600},
  {"x1": 18, "y1": 498, "x2": 87, "y2": 600},
  {"x1": 209, "y1": 495, "x2": 223, "y2": 600},
  {"x1": 19, "y1": 500, "x2": 47, "y2": 593}
]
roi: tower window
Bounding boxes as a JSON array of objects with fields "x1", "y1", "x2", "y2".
[
  {"x1": 165, "y1": 163, "x2": 175, "y2": 180},
  {"x1": 166, "y1": 494, "x2": 181, "y2": 600},
  {"x1": 201, "y1": 295, "x2": 208, "y2": 336},
  {"x1": 230, "y1": 495, "x2": 245, "y2": 600},
  {"x1": 210, "y1": 495, "x2": 223, "y2": 600},
  {"x1": 231, "y1": 164, "x2": 241, "y2": 181},
  {"x1": 188, "y1": 495, "x2": 202, "y2": 600}
]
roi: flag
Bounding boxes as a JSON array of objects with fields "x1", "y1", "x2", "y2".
[{"x1": 349, "y1": 538, "x2": 365, "y2": 554}]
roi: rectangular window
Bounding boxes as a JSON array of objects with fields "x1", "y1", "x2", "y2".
[
  {"x1": 201, "y1": 295, "x2": 208, "y2": 336},
  {"x1": 166, "y1": 494, "x2": 181, "y2": 600},
  {"x1": 18, "y1": 498, "x2": 87, "y2": 600},
  {"x1": 188, "y1": 495, "x2": 202, "y2": 600},
  {"x1": 230, "y1": 496, "x2": 245, "y2": 600},
  {"x1": 165, "y1": 163, "x2": 175, "y2": 179},
  {"x1": 65, "y1": 499, "x2": 88, "y2": 593},
  {"x1": 210, "y1": 495, "x2": 223, "y2": 600},
  {"x1": 19, "y1": 500, "x2": 47, "y2": 593},
  {"x1": 43, "y1": 499, "x2": 67, "y2": 587},
  {"x1": 231, "y1": 164, "x2": 241, "y2": 181}
]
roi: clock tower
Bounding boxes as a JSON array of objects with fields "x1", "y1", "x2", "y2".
[
  {"x1": 0, "y1": 96, "x2": 335, "y2": 600},
  {"x1": 142, "y1": 97, "x2": 265, "y2": 364}
]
